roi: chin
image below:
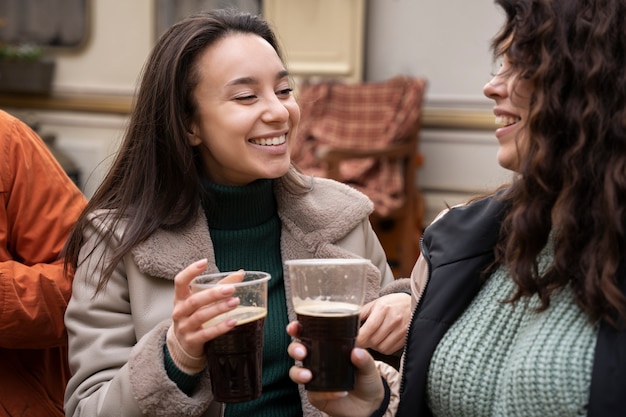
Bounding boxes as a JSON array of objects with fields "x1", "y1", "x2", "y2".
[
  {"x1": 497, "y1": 154, "x2": 519, "y2": 172},
  {"x1": 266, "y1": 162, "x2": 291, "y2": 178}
]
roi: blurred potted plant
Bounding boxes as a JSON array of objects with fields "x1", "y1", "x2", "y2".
[{"x1": 0, "y1": 43, "x2": 55, "y2": 94}]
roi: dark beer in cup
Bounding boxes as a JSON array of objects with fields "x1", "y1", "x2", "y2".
[
  {"x1": 286, "y1": 258, "x2": 369, "y2": 391},
  {"x1": 204, "y1": 306, "x2": 267, "y2": 403},
  {"x1": 295, "y1": 301, "x2": 360, "y2": 391}
]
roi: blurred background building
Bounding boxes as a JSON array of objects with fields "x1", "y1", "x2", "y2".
[{"x1": 0, "y1": 0, "x2": 512, "y2": 273}]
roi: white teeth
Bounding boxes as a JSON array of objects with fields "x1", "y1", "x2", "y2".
[
  {"x1": 250, "y1": 135, "x2": 286, "y2": 146},
  {"x1": 495, "y1": 115, "x2": 521, "y2": 127}
]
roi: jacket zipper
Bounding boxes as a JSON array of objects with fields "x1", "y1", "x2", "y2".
[{"x1": 398, "y1": 235, "x2": 432, "y2": 396}]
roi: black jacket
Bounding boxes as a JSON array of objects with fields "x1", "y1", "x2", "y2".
[{"x1": 396, "y1": 195, "x2": 626, "y2": 417}]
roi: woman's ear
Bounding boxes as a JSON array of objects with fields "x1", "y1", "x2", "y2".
[{"x1": 187, "y1": 124, "x2": 202, "y2": 146}]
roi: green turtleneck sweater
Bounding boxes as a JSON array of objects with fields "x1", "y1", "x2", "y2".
[{"x1": 201, "y1": 178, "x2": 301, "y2": 417}]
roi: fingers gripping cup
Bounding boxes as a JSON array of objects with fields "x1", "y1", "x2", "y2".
[
  {"x1": 190, "y1": 271, "x2": 271, "y2": 403},
  {"x1": 286, "y1": 258, "x2": 370, "y2": 392}
]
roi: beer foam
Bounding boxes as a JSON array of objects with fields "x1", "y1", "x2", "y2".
[
  {"x1": 294, "y1": 299, "x2": 360, "y2": 317},
  {"x1": 203, "y1": 305, "x2": 267, "y2": 327}
]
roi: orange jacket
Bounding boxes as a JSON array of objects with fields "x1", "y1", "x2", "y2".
[{"x1": 0, "y1": 110, "x2": 86, "y2": 416}]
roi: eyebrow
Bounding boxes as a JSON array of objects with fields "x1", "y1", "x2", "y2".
[{"x1": 225, "y1": 70, "x2": 290, "y2": 87}]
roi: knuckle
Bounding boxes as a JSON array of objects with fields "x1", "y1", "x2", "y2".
[{"x1": 174, "y1": 271, "x2": 186, "y2": 285}]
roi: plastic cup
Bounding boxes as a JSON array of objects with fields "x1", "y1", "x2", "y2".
[
  {"x1": 286, "y1": 258, "x2": 369, "y2": 391},
  {"x1": 190, "y1": 271, "x2": 271, "y2": 403}
]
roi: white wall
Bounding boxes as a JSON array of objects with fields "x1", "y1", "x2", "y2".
[
  {"x1": 365, "y1": 0, "x2": 504, "y2": 107},
  {"x1": 9, "y1": 0, "x2": 514, "y2": 220},
  {"x1": 6, "y1": 0, "x2": 154, "y2": 198},
  {"x1": 51, "y1": 0, "x2": 507, "y2": 103},
  {"x1": 364, "y1": 0, "x2": 512, "y2": 222},
  {"x1": 54, "y1": 0, "x2": 153, "y2": 95}
]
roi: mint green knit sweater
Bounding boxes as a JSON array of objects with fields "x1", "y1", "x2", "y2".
[
  {"x1": 202, "y1": 179, "x2": 301, "y2": 417},
  {"x1": 427, "y1": 243, "x2": 598, "y2": 417}
]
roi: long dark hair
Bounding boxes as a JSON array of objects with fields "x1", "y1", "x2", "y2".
[
  {"x1": 491, "y1": 0, "x2": 626, "y2": 326},
  {"x1": 64, "y1": 9, "x2": 308, "y2": 293}
]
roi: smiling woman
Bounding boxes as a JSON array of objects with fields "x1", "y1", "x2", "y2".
[
  {"x1": 62, "y1": 8, "x2": 411, "y2": 417},
  {"x1": 187, "y1": 33, "x2": 297, "y2": 186},
  {"x1": 483, "y1": 55, "x2": 530, "y2": 171}
]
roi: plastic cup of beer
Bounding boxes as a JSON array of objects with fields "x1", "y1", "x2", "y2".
[
  {"x1": 286, "y1": 258, "x2": 369, "y2": 391},
  {"x1": 190, "y1": 271, "x2": 271, "y2": 403}
]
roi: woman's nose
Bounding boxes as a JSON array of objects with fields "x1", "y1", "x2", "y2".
[
  {"x1": 262, "y1": 95, "x2": 290, "y2": 122},
  {"x1": 483, "y1": 71, "x2": 507, "y2": 100}
]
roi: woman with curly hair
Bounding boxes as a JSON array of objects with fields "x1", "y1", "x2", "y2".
[{"x1": 288, "y1": 0, "x2": 626, "y2": 416}]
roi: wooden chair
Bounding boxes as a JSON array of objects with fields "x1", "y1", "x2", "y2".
[{"x1": 292, "y1": 76, "x2": 427, "y2": 278}]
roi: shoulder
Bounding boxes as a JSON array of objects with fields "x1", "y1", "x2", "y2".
[
  {"x1": 274, "y1": 176, "x2": 375, "y2": 245},
  {"x1": 0, "y1": 110, "x2": 75, "y2": 183},
  {"x1": 310, "y1": 176, "x2": 374, "y2": 205},
  {"x1": 82, "y1": 209, "x2": 128, "y2": 244},
  {"x1": 276, "y1": 176, "x2": 373, "y2": 227},
  {"x1": 276, "y1": 175, "x2": 373, "y2": 215},
  {"x1": 422, "y1": 193, "x2": 507, "y2": 268},
  {"x1": 425, "y1": 193, "x2": 507, "y2": 239},
  {"x1": 0, "y1": 110, "x2": 42, "y2": 151},
  {"x1": 0, "y1": 109, "x2": 20, "y2": 137}
]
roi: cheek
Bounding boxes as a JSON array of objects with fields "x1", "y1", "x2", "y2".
[
  {"x1": 288, "y1": 102, "x2": 301, "y2": 126},
  {"x1": 199, "y1": 114, "x2": 247, "y2": 145}
]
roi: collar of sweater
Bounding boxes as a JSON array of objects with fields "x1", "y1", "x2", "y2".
[{"x1": 200, "y1": 178, "x2": 276, "y2": 230}]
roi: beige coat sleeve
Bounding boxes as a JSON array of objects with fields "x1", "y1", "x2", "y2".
[{"x1": 64, "y1": 217, "x2": 212, "y2": 417}]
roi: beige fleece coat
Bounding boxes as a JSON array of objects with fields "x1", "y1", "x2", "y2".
[{"x1": 64, "y1": 177, "x2": 405, "y2": 417}]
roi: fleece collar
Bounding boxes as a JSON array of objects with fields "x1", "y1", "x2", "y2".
[{"x1": 130, "y1": 177, "x2": 374, "y2": 280}]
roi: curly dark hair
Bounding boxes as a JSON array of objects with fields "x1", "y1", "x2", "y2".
[{"x1": 492, "y1": 0, "x2": 626, "y2": 327}]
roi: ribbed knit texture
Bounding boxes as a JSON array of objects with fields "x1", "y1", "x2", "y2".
[
  {"x1": 163, "y1": 344, "x2": 201, "y2": 395},
  {"x1": 427, "y1": 241, "x2": 598, "y2": 417},
  {"x1": 201, "y1": 178, "x2": 302, "y2": 417}
]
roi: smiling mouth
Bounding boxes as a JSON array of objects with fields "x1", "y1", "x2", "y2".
[
  {"x1": 249, "y1": 134, "x2": 286, "y2": 146},
  {"x1": 495, "y1": 115, "x2": 521, "y2": 127}
]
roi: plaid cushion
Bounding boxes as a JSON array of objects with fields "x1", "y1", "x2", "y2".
[{"x1": 292, "y1": 76, "x2": 426, "y2": 216}]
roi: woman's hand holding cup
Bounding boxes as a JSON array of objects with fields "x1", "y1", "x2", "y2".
[
  {"x1": 286, "y1": 321, "x2": 386, "y2": 417},
  {"x1": 170, "y1": 259, "x2": 243, "y2": 359}
]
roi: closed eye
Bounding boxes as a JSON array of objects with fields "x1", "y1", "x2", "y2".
[
  {"x1": 235, "y1": 95, "x2": 257, "y2": 102},
  {"x1": 277, "y1": 88, "x2": 293, "y2": 97}
]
